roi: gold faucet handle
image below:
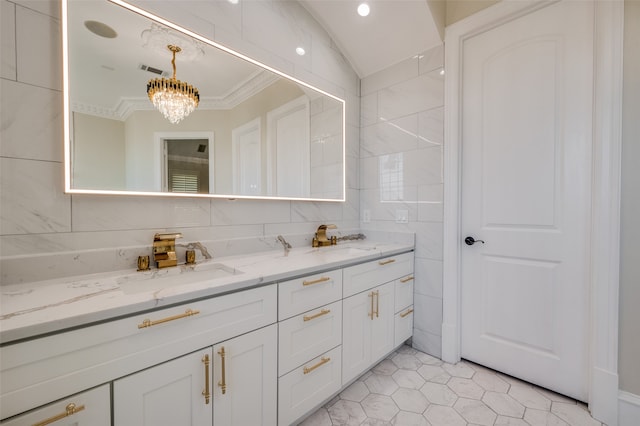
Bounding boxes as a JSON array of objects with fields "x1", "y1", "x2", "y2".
[
  {"x1": 321, "y1": 224, "x2": 337, "y2": 230},
  {"x1": 154, "y1": 232, "x2": 183, "y2": 241}
]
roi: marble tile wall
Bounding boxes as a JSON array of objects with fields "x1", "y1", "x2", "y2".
[
  {"x1": 0, "y1": 0, "x2": 360, "y2": 284},
  {"x1": 359, "y1": 47, "x2": 445, "y2": 358}
]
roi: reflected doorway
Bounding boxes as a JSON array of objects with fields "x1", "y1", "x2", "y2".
[{"x1": 155, "y1": 132, "x2": 215, "y2": 194}]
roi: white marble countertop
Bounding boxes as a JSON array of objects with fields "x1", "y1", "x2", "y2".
[{"x1": 0, "y1": 241, "x2": 413, "y2": 344}]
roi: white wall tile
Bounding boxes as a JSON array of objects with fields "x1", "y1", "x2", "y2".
[
  {"x1": 360, "y1": 115, "x2": 418, "y2": 158},
  {"x1": 71, "y1": 195, "x2": 211, "y2": 231},
  {"x1": 378, "y1": 70, "x2": 444, "y2": 121},
  {"x1": 418, "y1": 107, "x2": 444, "y2": 147},
  {"x1": 361, "y1": 92, "x2": 378, "y2": 127},
  {"x1": 291, "y1": 200, "x2": 342, "y2": 223},
  {"x1": 418, "y1": 45, "x2": 444, "y2": 74},
  {"x1": 211, "y1": 198, "x2": 290, "y2": 225},
  {"x1": 412, "y1": 222, "x2": 443, "y2": 261},
  {"x1": 14, "y1": 0, "x2": 59, "y2": 19},
  {"x1": 1, "y1": 0, "x2": 16, "y2": 80},
  {"x1": 15, "y1": 4, "x2": 61, "y2": 90},
  {"x1": 413, "y1": 328, "x2": 442, "y2": 359},
  {"x1": 414, "y1": 294, "x2": 443, "y2": 335},
  {"x1": 1, "y1": 79, "x2": 63, "y2": 162},
  {"x1": 404, "y1": 147, "x2": 443, "y2": 186},
  {"x1": 414, "y1": 258, "x2": 443, "y2": 298},
  {"x1": 1, "y1": 158, "x2": 71, "y2": 234},
  {"x1": 361, "y1": 56, "x2": 420, "y2": 96}
]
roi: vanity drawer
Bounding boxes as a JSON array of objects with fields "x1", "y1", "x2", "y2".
[
  {"x1": 0, "y1": 284, "x2": 276, "y2": 420},
  {"x1": 0, "y1": 384, "x2": 110, "y2": 426},
  {"x1": 278, "y1": 300, "x2": 342, "y2": 375},
  {"x1": 343, "y1": 252, "x2": 414, "y2": 298},
  {"x1": 278, "y1": 346, "x2": 342, "y2": 426},
  {"x1": 278, "y1": 269, "x2": 342, "y2": 320},
  {"x1": 395, "y1": 305, "x2": 414, "y2": 347},
  {"x1": 395, "y1": 273, "x2": 414, "y2": 312}
]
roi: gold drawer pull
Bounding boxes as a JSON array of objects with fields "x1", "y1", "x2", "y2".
[
  {"x1": 378, "y1": 258, "x2": 395, "y2": 266},
  {"x1": 400, "y1": 308, "x2": 414, "y2": 318},
  {"x1": 303, "y1": 357, "x2": 331, "y2": 374},
  {"x1": 202, "y1": 354, "x2": 211, "y2": 404},
  {"x1": 218, "y1": 346, "x2": 227, "y2": 395},
  {"x1": 303, "y1": 276, "x2": 331, "y2": 286},
  {"x1": 303, "y1": 308, "x2": 331, "y2": 322},
  {"x1": 32, "y1": 403, "x2": 85, "y2": 426},
  {"x1": 369, "y1": 291, "x2": 375, "y2": 320},
  {"x1": 400, "y1": 276, "x2": 414, "y2": 283},
  {"x1": 375, "y1": 290, "x2": 380, "y2": 318},
  {"x1": 138, "y1": 308, "x2": 200, "y2": 329}
]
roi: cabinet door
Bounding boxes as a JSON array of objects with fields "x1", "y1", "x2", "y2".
[
  {"x1": 113, "y1": 350, "x2": 212, "y2": 426},
  {"x1": 370, "y1": 282, "x2": 395, "y2": 362},
  {"x1": 213, "y1": 324, "x2": 277, "y2": 426},
  {"x1": 0, "y1": 384, "x2": 110, "y2": 426},
  {"x1": 342, "y1": 290, "x2": 373, "y2": 384}
]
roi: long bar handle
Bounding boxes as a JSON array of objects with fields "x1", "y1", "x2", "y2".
[
  {"x1": 202, "y1": 354, "x2": 211, "y2": 404},
  {"x1": 378, "y1": 258, "x2": 396, "y2": 266},
  {"x1": 400, "y1": 308, "x2": 414, "y2": 318},
  {"x1": 138, "y1": 309, "x2": 200, "y2": 329},
  {"x1": 369, "y1": 291, "x2": 375, "y2": 320},
  {"x1": 304, "y1": 308, "x2": 331, "y2": 322},
  {"x1": 400, "y1": 275, "x2": 414, "y2": 283},
  {"x1": 32, "y1": 403, "x2": 85, "y2": 426},
  {"x1": 218, "y1": 346, "x2": 227, "y2": 395},
  {"x1": 303, "y1": 357, "x2": 331, "y2": 374},
  {"x1": 375, "y1": 290, "x2": 380, "y2": 318},
  {"x1": 303, "y1": 276, "x2": 331, "y2": 286}
]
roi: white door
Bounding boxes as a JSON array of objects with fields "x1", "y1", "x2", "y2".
[
  {"x1": 113, "y1": 350, "x2": 213, "y2": 425},
  {"x1": 232, "y1": 118, "x2": 261, "y2": 195},
  {"x1": 266, "y1": 96, "x2": 310, "y2": 197},
  {"x1": 213, "y1": 324, "x2": 277, "y2": 426},
  {"x1": 460, "y1": 0, "x2": 593, "y2": 400}
]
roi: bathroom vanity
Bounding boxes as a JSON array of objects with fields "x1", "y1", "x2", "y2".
[{"x1": 0, "y1": 242, "x2": 414, "y2": 425}]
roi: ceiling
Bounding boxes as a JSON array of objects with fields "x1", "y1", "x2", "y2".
[{"x1": 300, "y1": 0, "x2": 444, "y2": 78}]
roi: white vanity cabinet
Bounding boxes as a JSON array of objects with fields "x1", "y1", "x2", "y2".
[
  {"x1": 114, "y1": 324, "x2": 277, "y2": 426},
  {"x1": 212, "y1": 324, "x2": 277, "y2": 426},
  {"x1": 114, "y1": 350, "x2": 212, "y2": 425},
  {"x1": 395, "y1": 273, "x2": 415, "y2": 347},
  {"x1": 277, "y1": 270, "x2": 343, "y2": 426},
  {"x1": 342, "y1": 252, "x2": 414, "y2": 384},
  {"x1": 0, "y1": 384, "x2": 110, "y2": 426},
  {"x1": 0, "y1": 284, "x2": 277, "y2": 422}
]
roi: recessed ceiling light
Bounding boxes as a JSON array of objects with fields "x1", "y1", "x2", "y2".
[
  {"x1": 296, "y1": 47, "x2": 306, "y2": 56},
  {"x1": 228, "y1": 0, "x2": 239, "y2": 4},
  {"x1": 357, "y1": 3, "x2": 370, "y2": 17},
  {"x1": 440, "y1": 69, "x2": 445, "y2": 76}
]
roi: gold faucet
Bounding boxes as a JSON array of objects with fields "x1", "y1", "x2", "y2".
[
  {"x1": 153, "y1": 233, "x2": 183, "y2": 268},
  {"x1": 312, "y1": 224, "x2": 337, "y2": 247}
]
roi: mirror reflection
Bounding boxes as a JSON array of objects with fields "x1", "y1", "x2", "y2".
[{"x1": 65, "y1": 0, "x2": 345, "y2": 200}]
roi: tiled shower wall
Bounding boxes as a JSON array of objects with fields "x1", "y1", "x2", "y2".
[
  {"x1": 359, "y1": 49, "x2": 445, "y2": 357},
  {"x1": 0, "y1": 0, "x2": 361, "y2": 283}
]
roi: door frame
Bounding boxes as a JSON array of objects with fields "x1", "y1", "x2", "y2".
[{"x1": 442, "y1": 1, "x2": 623, "y2": 424}]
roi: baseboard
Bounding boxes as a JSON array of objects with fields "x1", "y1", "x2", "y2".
[
  {"x1": 440, "y1": 322, "x2": 458, "y2": 364},
  {"x1": 619, "y1": 391, "x2": 640, "y2": 426},
  {"x1": 589, "y1": 366, "x2": 619, "y2": 425}
]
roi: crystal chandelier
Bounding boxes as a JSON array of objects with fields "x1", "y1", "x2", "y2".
[{"x1": 147, "y1": 45, "x2": 200, "y2": 124}]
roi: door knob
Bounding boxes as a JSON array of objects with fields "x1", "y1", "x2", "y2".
[{"x1": 464, "y1": 236, "x2": 485, "y2": 246}]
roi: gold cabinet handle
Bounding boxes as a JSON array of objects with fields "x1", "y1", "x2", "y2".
[
  {"x1": 400, "y1": 275, "x2": 414, "y2": 283},
  {"x1": 303, "y1": 357, "x2": 331, "y2": 374},
  {"x1": 302, "y1": 276, "x2": 331, "y2": 286},
  {"x1": 138, "y1": 308, "x2": 200, "y2": 329},
  {"x1": 32, "y1": 403, "x2": 85, "y2": 426},
  {"x1": 378, "y1": 258, "x2": 395, "y2": 266},
  {"x1": 217, "y1": 346, "x2": 227, "y2": 395},
  {"x1": 202, "y1": 354, "x2": 211, "y2": 404},
  {"x1": 400, "y1": 308, "x2": 414, "y2": 318},
  {"x1": 369, "y1": 291, "x2": 375, "y2": 320},
  {"x1": 375, "y1": 290, "x2": 380, "y2": 318},
  {"x1": 303, "y1": 308, "x2": 331, "y2": 322}
]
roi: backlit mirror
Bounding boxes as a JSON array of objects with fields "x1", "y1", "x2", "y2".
[{"x1": 63, "y1": 0, "x2": 345, "y2": 201}]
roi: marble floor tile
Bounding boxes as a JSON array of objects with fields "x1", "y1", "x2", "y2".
[{"x1": 300, "y1": 345, "x2": 603, "y2": 426}]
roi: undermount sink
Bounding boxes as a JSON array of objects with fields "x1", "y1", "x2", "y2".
[{"x1": 117, "y1": 262, "x2": 242, "y2": 294}]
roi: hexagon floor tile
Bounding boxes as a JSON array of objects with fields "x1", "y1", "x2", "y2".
[{"x1": 298, "y1": 344, "x2": 603, "y2": 426}]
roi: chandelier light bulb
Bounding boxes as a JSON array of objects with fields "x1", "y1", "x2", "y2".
[{"x1": 357, "y1": 3, "x2": 370, "y2": 17}]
